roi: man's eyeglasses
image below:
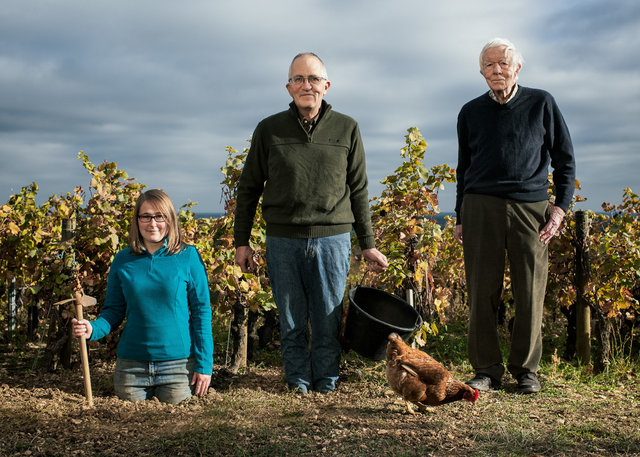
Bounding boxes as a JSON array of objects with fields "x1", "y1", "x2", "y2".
[
  {"x1": 288, "y1": 75, "x2": 326, "y2": 86},
  {"x1": 138, "y1": 214, "x2": 166, "y2": 223}
]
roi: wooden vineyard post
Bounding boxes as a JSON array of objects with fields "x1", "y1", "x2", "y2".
[
  {"x1": 228, "y1": 273, "x2": 249, "y2": 373},
  {"x1": 229, "y1": 301, "x2": 249, "y2": 374},
  {"x1": 574, "y1": 210, "x2": 591, "y2": 364},
  {"x1": 7, "y1": 277, "x2": 17, "y2": 339},
  {"x1": 61, "y1": 218, "x2": 77, "y2": 368}
]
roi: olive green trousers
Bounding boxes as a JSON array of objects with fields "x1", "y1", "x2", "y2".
[{"x1": 461, "y1": 194, "x2": 550, "y2": 381}]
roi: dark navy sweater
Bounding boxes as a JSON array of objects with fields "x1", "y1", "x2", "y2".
[{"x1": 455, "y1": 86, "x2": 575, "y2": 221}]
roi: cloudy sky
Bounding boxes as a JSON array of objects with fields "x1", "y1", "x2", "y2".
[{"x1": 2, "y1": 0, "x2": 639, "y2": 214}]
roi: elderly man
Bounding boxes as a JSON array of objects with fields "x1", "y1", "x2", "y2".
[
  {"x1": 455, "y1": 38, "x2": 575, "y2": 394},
  {"x1": 234, "y1": 52, "x2": 388, "y2": 394}
]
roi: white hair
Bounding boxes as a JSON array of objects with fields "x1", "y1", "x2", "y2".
[{"x1": 479, "y1": 37, "x2": 524, "y2": 72}]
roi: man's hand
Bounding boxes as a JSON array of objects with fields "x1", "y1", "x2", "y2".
[
  {"x1": 454, "y1": 224, "x2": 463, "y2": 245},
  {"x1": 539, "y1": 206, "x2": 565, "y2": 244},
  {"x1": 235, "y1": 246, "x2": 255, "y2": 273},
  {"x1": 362, "y1": 248, "x2": 389, "y2": 272}
]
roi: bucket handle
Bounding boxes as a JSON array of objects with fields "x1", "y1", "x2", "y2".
[
  {"x1": 357, "y1": 269, "x2": 371, "y2": 287},
  {"x1": 413, "y1": 314, "x2": 424, "y2": 333},
  {"x1": 358, "y1": 262, "x2": 425, "y2": 333}
]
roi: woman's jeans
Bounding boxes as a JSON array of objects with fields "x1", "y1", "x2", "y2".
[
  {"x1": 266, "y1": 233, "x2": 351, "y2": 393},
  {"x1": 114, "y1": 357, "x2": 195, "y2": 404}
]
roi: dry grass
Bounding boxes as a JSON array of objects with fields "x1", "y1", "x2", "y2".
[{"x1": 1, "y1": 334, "x2": 639, "y2": 457}]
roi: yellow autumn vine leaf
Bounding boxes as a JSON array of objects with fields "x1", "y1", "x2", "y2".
[{"x1": 8, "y1": 221, "x2": 20, "y2": 234}]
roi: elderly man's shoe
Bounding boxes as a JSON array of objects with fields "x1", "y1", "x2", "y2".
[
  {"x1": 288, "y1": 384, "x2": 309, "y2": 395},
  {"x1": 465, "y1": 374, "x2": 501, "y2": 392},
  {"x1": 516, "y1": 372, "x2": 541, "y2": 394}
]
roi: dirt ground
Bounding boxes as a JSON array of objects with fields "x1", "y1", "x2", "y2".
[{"x1": 1, "y1": 343, "x2": 639, "y2": 457}]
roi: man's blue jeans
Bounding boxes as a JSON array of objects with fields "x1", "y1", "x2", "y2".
[{"x1": 266, "y1": 233, "x2": 351, "y2": 393}]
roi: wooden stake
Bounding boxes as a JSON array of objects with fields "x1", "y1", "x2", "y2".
[
  {"x1": 74, "y1": 292, "x2": 94, "y2": 407},
  {"x1": 575, "y1": 210, "x2": 591, "y2": 365}
]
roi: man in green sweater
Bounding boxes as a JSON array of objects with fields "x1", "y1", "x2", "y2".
[
  {"x1": 234, "y1": 52, "x2": 388, "y2": 394},
  {"x1": 455, "y1": 38, "x2": 575, "y2": 394}
]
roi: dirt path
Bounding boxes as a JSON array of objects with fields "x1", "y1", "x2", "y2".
[{"x1": 1, "y1": 347, "x2": 639, "y2": 457}]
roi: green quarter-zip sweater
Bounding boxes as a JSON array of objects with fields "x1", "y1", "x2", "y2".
[{"x1": 234, "y1": 100, "x2": 375, "y2": 250}]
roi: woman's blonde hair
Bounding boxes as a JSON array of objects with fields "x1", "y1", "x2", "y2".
[{"x1": 129, "y1": 189, "x2": 184, "y2": 255}]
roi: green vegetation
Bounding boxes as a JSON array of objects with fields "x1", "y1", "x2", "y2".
[{"x1": 0, "y1": 127, "x2": 639, "y2": 456}]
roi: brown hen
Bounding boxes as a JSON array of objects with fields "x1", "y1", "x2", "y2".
[{"x1": 385, "y1": 332, "x2": 478, "y2": 414}]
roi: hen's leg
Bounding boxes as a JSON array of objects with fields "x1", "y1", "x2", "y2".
[
  {"x1": 406, "y1": 401, "x2": 417, "y2": 415},
  {"x1": 406, "y1": 402, "x2": 431, "y2": 415}
]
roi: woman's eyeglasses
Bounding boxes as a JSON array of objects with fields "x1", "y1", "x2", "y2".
[{"x1": 138, "y1": 214, "x2": 166, "y2": 223}]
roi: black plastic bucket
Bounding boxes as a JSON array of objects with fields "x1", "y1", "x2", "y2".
[{"x1": 344, "y1": 286, "x2": 423, "y2": 360}]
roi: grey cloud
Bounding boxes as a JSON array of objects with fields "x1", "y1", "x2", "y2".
[{"x1": 1, "y1": 0, "x2": 638, "y2": 213}]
